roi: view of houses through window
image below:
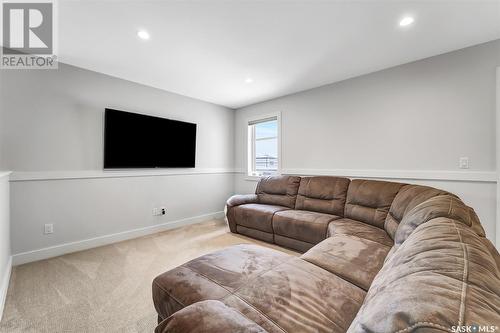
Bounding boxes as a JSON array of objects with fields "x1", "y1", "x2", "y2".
[{"x1": 248, "y1": 117, "x2": 278, "y2": 176}]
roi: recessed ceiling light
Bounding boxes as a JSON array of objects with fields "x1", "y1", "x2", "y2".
[
  {"x1": 399, "y1": 17, "x2": 415, "y2": 27},
  {"x1": 245, "y1": 78, "x2": 254, "y2": 83},
  {"x1": 137, "y1": 30, "x2": 150, "y2": 40}
]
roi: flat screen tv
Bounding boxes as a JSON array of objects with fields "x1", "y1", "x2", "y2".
[{"x1": 104, "y1": 108, "x2": 196, "y2": 169}]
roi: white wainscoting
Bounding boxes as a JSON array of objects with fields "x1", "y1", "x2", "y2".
[
  {"x1": 12, "y1": 211, "x2": 224, "y2": 266},
  {"x1": 0, "y1": 256, "x2": 12, "y2": 322},
  {"x1": 0, "y1": 172, "x2": 12, "y2": 321},
  {"x1": 10, "y1": 171, "x2": 235, "y2": 265}
]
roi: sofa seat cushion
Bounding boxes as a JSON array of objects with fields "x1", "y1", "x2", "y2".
[
  {"x1": 273, "y1": 210, "x2": 341, "y2": 244},
  {"x1": 153, "y1": 244, "x2": 366, "y2": 333},
  {"x1": 301, "y1": 234, "x2": 391, "y2": 290},
  {"x1": 233, "y1": 204, "x2": 290, "y2": 233},
  {"x1": 327, "y1": 218, "x2": 393, "y2": 247}
]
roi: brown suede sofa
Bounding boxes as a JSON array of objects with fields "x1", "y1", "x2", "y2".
[{"x1": 152, "y1": 176, "x2": 500, "y2": 333}]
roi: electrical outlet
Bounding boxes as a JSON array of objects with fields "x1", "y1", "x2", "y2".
[
  {"x1": 152, "y1": 207, "x2": 167, "y2": 216},
  {"x1": 44, "y1": 223, "x2": 54, "y2": 234},
  {"x1": 459, "y1": 157, "x2": 470, "y2": 169}
]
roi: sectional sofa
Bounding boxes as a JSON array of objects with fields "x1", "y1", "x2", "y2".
[{"x1": 152, "y1": 176, "x2": 500, "y2": 333}]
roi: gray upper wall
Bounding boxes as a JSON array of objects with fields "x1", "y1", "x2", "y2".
[
  {"x1": 235, "y1": 39, "x2": 500, "y2": 172},
  {"x1": 2, "y1": 39, "x2": 499, "y2": 173},
  {"x1": 0, "y1": 63, "x2": 235, "y2": 172}
]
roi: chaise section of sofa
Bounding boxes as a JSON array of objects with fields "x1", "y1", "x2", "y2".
[
  {"x1": 153, "y1": 244, "x2": 366, "y2": 333},
  {"x1": 152, "y1": 244, "x2": 290, "y2": 322}
]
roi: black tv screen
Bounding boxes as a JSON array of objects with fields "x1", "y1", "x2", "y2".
[{"x1": 104, "y1": 108, "x2": 196, "y2": 169}]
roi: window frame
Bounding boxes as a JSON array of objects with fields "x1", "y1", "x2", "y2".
[{"x1": 246, "y1": 112, "x2": 281, "y2": 180}]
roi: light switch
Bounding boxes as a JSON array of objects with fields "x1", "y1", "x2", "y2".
[
  {"x1": 44, "y1": 223, "x2": 54, "y2": 234},
  {"x1": 459, "y1": 157, "x2": 469, "y2": 169}
]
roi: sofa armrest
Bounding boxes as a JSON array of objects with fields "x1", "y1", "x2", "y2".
[
  {"x1": 155, "y1": 300, "x2": 268, "y2": 333},
  {"x1": 226, "y1": 194, "x2": 258, "y2": 208},
  {"x1": 226, "y1": 194, "x2": 258, "y2": 233}
]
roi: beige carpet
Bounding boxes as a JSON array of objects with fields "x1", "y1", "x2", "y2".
[{"x1": 0, "y1": 219, "x2": 298, "y2": 333}]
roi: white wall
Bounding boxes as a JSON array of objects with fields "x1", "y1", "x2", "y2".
[
  {"x1": 0, "y1": 173, "x2": 11, "y2": 320},
  {"x1": 0, "y1": 63, "x2": 235, "y2": 264},
  {"x1": 497, "y1": 66, "x2": 500, "y2": 247},
  {"x1": 235, "y1": 40, "x2": 500, "y2": 245}
]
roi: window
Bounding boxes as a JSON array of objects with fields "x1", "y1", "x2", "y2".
[{"x1": 248, "y1": 115, "x2": 280, "y2": 176}]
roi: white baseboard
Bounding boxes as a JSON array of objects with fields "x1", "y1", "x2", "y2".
[
  {"x1": 0, "y1": 256, "x2": 12, "y2": 322},
  {"x1": 12, "y1": 211, "x2": 225, "y2": 266}
]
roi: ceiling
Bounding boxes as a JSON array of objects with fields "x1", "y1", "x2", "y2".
[{"x1": 58, "y1": 0, "x2": 500, "y2": 109}]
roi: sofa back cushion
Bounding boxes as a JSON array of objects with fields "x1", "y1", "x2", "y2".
[
  {"x1": 384, "y1": 184, "x2": 450, "y2": 239},
  {"x1": 256, "y1": 175, "x2": 301, "y2": 208},
  {"x1": 395, "y1": 195, "x2": 485, "y2": 245},
  {"x1": 295, "y1": 176, "x2": 350, "y2": 216},
  {"x1": 347, "y1": 218, "x2": 500, "y2": 333},
  {"x1": 344, "y1": 180, "x2": 404, "y2": 228}
]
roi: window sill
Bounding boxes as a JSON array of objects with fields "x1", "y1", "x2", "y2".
[
  {"x1": 244, "y1": 175, "x2": 262, "y2": 182},
  {"x1": 244, "y1": 172, "x2": 281, "y2": 181}
]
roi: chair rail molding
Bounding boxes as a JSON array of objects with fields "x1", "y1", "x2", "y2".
[
  {"x1": 237, "y1": 168, "x2": 496, "y2": 183},
  {"x1": 9, "y1": 168, "x2": 238, "y2": 182},
  {"x1": 0, "y1": 172, "x2": 12, "y2": 179}
]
